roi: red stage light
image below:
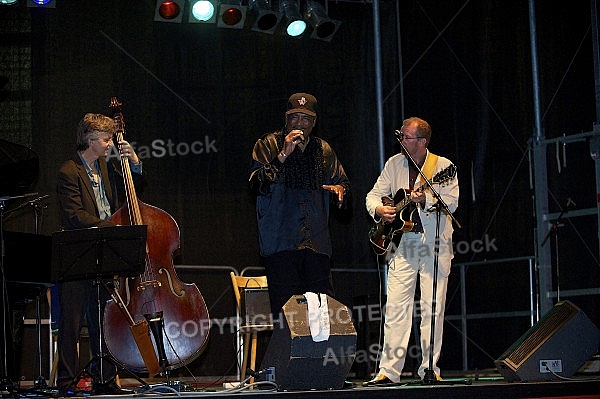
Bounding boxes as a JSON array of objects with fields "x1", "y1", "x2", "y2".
[
  {"x1": 221, "y1": 7, "x2": 243, "y2": 26},
  {"x1": 158, "y1": 1, "x2": 181, "y2": 20}
]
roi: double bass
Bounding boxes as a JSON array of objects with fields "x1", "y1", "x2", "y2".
[{"x1": 103, "y1": 97, "x2": 210, "y2": 373}]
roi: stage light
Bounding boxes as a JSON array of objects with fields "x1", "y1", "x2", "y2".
[
  {"x1": 217, "y1": 2, "x2": 247, "y2": 29},
  {"x1": 26, "y1": 0, "x2": 56, "y2": 8},
  {"x1": 154, "y1": 0, "x2": 185, "y2": 23},
  {"x1": 304, "y1": 0, "x2": 340, "y2": 42},
  {"x1": 189, "y1": 0, "x2": 217, "y2": 23},
  {"x1": 279, "y1": 0, "x2": 306, "y2": 37},
  {"x1": 248, "y1": 0, "x2": 282, "y2": 34},
  {"x1": 0, "y1": 0, "x2": 19, "y2": 5}
]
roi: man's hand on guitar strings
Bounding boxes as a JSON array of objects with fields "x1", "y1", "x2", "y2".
[
  {"x1": 376, "y1": 204, "x2": 397, "y2": 223},
  {"x1": 410, "y1": 190, "x2": 425, "y2": 204}
]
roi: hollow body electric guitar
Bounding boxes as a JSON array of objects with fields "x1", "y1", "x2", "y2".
[{"x1": 368, "y1": 164, "x2": 457, "y2": 256}]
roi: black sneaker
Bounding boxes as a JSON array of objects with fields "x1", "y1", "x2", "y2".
[{"x1": 343, "y1": 380, "x2": 356, "y2": 389}]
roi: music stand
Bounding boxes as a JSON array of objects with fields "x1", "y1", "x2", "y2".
[
  {"x1": 52, "y1": 225, "x2": 147, "y2": 283},
  {"x1": 51, "y1": 225, "x2": 147, "y2": 393}
]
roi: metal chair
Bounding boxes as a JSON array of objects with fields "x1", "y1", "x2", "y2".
[{"x1": 229, "y1": 272, "x2": 272, "y2": 385}]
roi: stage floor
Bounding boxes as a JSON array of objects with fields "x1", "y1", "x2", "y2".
[{"x1": 16, "y1": 372, "x2": 600, "y2": 399}]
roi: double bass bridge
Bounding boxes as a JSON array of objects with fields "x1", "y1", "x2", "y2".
[{"x1": 137, "y1": 280, "x2": 162, "y2": 291}]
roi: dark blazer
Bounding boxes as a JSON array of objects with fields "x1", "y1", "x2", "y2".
[{"x1": 56, "y1": 153, "x2": 141, "y2": 230}]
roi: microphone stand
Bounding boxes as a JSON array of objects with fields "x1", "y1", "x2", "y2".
[{"x1": 394, "y1": 135, "x2": 469, "y2": 386}]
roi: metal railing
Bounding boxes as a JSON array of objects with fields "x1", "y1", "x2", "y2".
[
  {"x1": 177, "y1": 258, "x2": 539, "y2": 373},
  {"x1": 446, "y1": 256, "x2": 536, "y2": 371}
]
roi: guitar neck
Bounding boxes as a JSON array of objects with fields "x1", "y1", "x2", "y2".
[
  {"x1": 395, "y1": 181, "x2": 428, "y2": 213},
  {"x1": 395, "y1": 196, "x2": 410, "y2": 213}
]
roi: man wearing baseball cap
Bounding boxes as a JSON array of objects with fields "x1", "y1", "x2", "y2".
[{"x1": 249, "y1": 92, "x2": 351, "y2": 318}]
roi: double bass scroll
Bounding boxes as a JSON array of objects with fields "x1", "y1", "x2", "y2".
[{"x1": 102, "y1": 97, "x2": 210, "y2": 373}]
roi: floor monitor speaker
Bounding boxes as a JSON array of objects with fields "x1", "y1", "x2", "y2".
[
  {"x1": 495, "y1": 300, "x2": 600, "y2": 382},
  {"x1": 260, "y1": 294, "x2": 356, "y2": 390}
]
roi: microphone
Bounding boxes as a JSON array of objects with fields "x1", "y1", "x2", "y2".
[
  {"x1": 394, "y1": 130, "x2": 404, "y2": 140},
  {"x1": 293, "y1": 130, "x2": 305, "y2": 144}
]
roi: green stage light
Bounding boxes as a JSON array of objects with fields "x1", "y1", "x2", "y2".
[
  {"x1": 280, "y1": 0, "x2": 306, "y2": 37},
  {"x1": 189, "y1": 0, "x2": 217, "y2": 23}
]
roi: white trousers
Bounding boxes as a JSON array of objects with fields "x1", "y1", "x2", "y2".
[{"x1": 378, "y1": 232, "x2": 450, "y2": 382}]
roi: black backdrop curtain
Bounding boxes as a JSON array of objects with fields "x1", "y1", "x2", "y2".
[
  {"x1": 27, "y1": 1, "x2": 386, "y2": 269},
  {"x1": 1, "y1": 0, "x2": 598, "y2": 372}
]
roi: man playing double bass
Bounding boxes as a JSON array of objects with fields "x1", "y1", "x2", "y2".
[{"x1": 55, "y1": 113, "x2": 143, "y2": 395}]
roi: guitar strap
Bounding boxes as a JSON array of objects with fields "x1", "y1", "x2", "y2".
[{"x1": 419, "y1": 152, "x2": 439, "y2": 187}]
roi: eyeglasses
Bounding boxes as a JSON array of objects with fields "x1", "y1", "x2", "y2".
[{"x1": 397, "y1": 131, "x2": 424, "y2": 141}]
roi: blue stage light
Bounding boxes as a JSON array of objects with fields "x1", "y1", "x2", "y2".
[{"x1": 26, "y1": 0, "x2": 56, "y2": 8}]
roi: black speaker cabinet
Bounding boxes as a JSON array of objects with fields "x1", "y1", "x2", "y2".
[
  {"x1": 495, "y1": 300, "x2": 600, "y2": 382},
  {"x1": 241, "y1": 288, "x2": 272, "y2": 326},
  {"x1": 260, "y1": 294, "x2": 356, "y2": 391}
]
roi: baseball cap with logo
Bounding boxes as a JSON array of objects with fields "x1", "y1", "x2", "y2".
[{"x1": 285, "y1": 93, "x2": 317, "y2": 117}]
